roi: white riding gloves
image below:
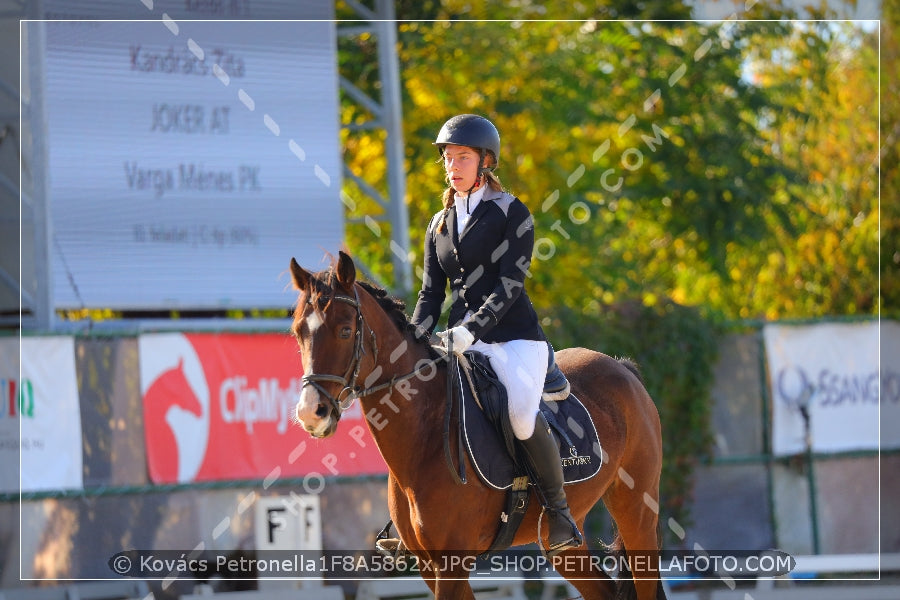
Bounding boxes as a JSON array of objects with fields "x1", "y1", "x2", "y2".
[{"x1": 438, "y1": 326, "x2": 475, "y2": 353}]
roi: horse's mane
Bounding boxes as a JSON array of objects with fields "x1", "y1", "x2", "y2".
[
  {"x1": 355, "y1": 280, "x2": 434, "y2": 350},
  {"x1": 302, "y1": 258, "x2": 435, "y2": 353}
]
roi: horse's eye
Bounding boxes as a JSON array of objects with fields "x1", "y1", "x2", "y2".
[{"x1": 340, "y1": 326, "x2": 352, "y2": 339}]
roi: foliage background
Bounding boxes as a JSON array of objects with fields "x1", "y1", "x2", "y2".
[{"x1": 336, "y1": 0, "x2": 884, "y2": 544}]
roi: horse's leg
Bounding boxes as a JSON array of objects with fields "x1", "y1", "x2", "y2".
[
  {"x1": 401, "y1": 549, "x2": 474, "y2": 600},
  {"x1": 389, "y1": 480, "x2": 481, "y2": 599},
  {"x1": 553, "y1": 543, "x2": 617, "y2": 600},
  {"x1": 414, "y1": 551, "x2": 439, "y2": 597},
  {"x1": 387, "y1": 477, "x2": 439, "y2": 596},
  {"x1": 433, "y1": 577, "x2": 474, "y2": 600},
  {"x1": 432, "y1": 556, "x2": 475, "y2": 600},
  {"x1": 603, "y1": 478, "x2": 664, "y2": 600}
]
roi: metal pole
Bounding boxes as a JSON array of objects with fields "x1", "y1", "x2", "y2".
[
  {"x1": 757, "y1": 326, "x2": 778, "y2": 549},
  {"x1": 374, "y1": 0, "x2": 411, "y2": 297},
  {"x1": 23, "y1": 7, "x2": 54, "y2": 331},
  {"x1": 802, "y1": 412, "x2": 821, "y2": 554}
]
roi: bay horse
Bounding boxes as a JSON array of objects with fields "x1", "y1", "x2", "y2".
[{"x1": 289, "y1": 252, "x2": 666, "y2": 600}]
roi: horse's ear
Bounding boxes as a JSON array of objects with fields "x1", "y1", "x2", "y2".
[
  {"x1": 335, "y1": 250, "x2": 356, "y2": 291},
  {"x1": 290, "y1": 257, "x2": 310, "y2": 291}
]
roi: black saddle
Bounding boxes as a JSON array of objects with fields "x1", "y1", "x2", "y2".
[{"x1": 455, "y1": 349, "x2": 603, "y2": 490}]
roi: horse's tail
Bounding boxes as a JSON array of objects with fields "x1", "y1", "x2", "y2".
[
  {"x1": 607, "y1": 356, "x2": 665, "y2": 599},
  {"x1": 606, "y1": 530, "x2": 669, "y2": 600},
  {"x1": 616, "y1": 356, "x2": 645, "y2": 385}
]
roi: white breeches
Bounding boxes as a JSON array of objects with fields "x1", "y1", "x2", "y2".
[{"x1": 469, "y1": 338, "x2": 548, "y2": 440}]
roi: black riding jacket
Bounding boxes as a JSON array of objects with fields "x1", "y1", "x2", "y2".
[{"x1": 411, "y1": 188, "x2": 546, "y2": 344}]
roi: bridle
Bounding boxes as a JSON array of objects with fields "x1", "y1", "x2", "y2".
[
  {"x1": 299, "y1": 285, "x2": 437, "y2": 421},
  {"x1": 299, "y1": 287, "x2": 368, "y2": 419}
]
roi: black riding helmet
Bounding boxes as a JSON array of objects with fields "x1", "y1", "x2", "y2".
[{"x1": 433, "y1": 114, "x2": 501, "y2": 175}]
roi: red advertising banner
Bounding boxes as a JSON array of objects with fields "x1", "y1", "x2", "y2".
[{"x1": 139, "y1": 333, "x2": 386, "y2": 484}]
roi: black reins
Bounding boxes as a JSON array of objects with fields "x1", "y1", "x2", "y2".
[{"x1": 443, "y1": 336, "x2": 467, "y2": 485}]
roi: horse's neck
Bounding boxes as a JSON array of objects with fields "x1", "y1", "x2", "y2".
[
  {"x1": 358, "y1": 310, "x2": 446, "y2": 481},
  {"x1": 362, "y1": 377, "x2": 446, "y2": 485}
]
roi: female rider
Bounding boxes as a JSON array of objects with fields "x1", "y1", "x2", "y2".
[{"x1": 411, "y1": 114, "x2": 582, "y2": 556}]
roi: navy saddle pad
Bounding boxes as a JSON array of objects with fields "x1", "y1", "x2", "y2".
[{"x1": 456, "y1": 364, "x2": 604, "y2": 491}]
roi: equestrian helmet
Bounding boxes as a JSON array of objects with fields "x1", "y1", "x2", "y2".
[{"x1": 434, "y1": 114, "x2": 500, "y2": 167}]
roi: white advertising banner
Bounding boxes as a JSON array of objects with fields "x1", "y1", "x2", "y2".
[
  {"x1": 764, "y1": 321, "x2": 898, "y2": 456},
  {"x1": 40, "y1": 14, "x2": 342, "y2": 310},
  {"x1": 0, "y1": 336, "x2": 83, "y2": 493}
]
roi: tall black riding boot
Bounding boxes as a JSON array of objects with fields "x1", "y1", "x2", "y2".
[{"x1": 519, "y1": 412, "x2": 583, "y2": 556}]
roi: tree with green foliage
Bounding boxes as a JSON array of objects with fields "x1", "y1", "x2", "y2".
[{"x1": 341, "y1": 10, "x2": 879, "y2": 319}]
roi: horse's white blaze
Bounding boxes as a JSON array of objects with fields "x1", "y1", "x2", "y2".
[
  {"x1": 295, "y1": 308, "x2": 331, "y2": 434},
  {"x1": 305, "y1": 310, "x2": 323, "y2": 334}
]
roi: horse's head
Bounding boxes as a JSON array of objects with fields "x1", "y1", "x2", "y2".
[{"x1": 289, "y1": 251, "x2": 364, "y2": 438}]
